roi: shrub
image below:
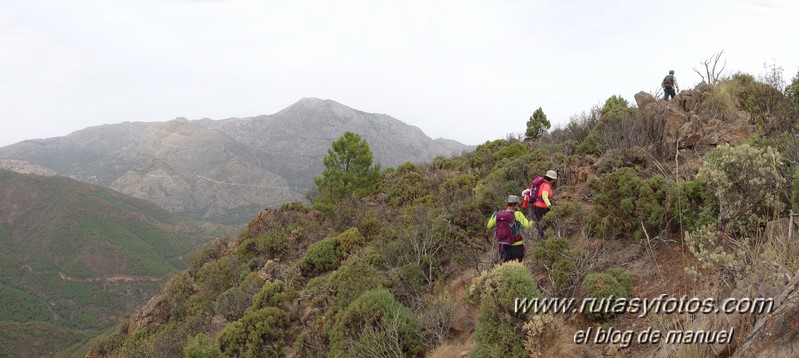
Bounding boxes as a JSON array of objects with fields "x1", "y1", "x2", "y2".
[
  {"x1": 386, "y1": 163, "x2": 426, "y2": 206},
  {"x1": 590, "y1": 167, "x2": 667, "y2": 239},
  {"x1": 438, "y1": 173, "x2": 478, "y2": 213},
  {"x1": 576, "y1": 129, "x2": 601, "y2": 155},
  {"x1": 532, "y1": 238, "x2": 582, "y2": 295},
  {"x1": 188, "y1": 239, "x2": 226, "y2": 273},
  {"x1": 582, "y1": 268, "x2": 632, "y2": 319},
  {"x1": 214, "y1": 288, "x2": 250, "y2": 321},
  {"x1": 697, "y1": 143, "x2": 784, "y2": 237},
  {"x1": 238, "y1": 272, "x2": 266, "y2": 296},
  {"x1": 334, "y1": 227, "x2": 364, "y2": 259},
  {"x1": 471, "y1": 320, "x2": 526, "y2": 358},
  {"x1": 329, "y1": 289, "x2": 424, "y2": 357},
  {"x1": 216, "y1": 307, "x2": 289, "y2": 357},
  {"x1": 669, "y1": 180, "x2": 719, "y2": 233},
  {"x1": 162, "y1": 271, "x2": 196, "y2": 321},
  {"x1": 195, "y1": 256, "x2": 245, "y2": 300},
  {"x1": 684, "y1": 224, "x2": 751, "y2": 283},
  {"x1": 326, "y1": 256, "x2": 384, "y2": 313},
  {"x1": 496, "y1": 142, "x2": 528, "y2": 160},
  {"x1": 400, "y1": 262, "x2": 426, "y2": 295},
  {"x1": 251, "y1": 280, "x2": 288, "y2": 309},
  {"x1": 522, "y1": 314, "x2": 566, "y2": 358},
  {"x1": 469, "y1": 261, "x2": 540, "y2": 317},
  {"x1": 183, "y1": 333, "x2": 222, "y2": 358},
  {"x1": 299, "y1": 237, "x2": 340, "y2": 275},
  {"x1": 256, "y1": 229, "x2": 292, "y2": 259},
  {"x1": 599, "y1": 95, "x2": 629, "y2": 121}
]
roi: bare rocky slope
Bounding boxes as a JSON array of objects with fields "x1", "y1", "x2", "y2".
[{"x1": 0, "y1": 98, "x2": 469, "y2": 224}]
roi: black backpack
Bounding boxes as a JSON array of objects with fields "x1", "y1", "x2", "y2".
[{"x1": 663, "y1": 74, "x2": 674, "y2": 89}]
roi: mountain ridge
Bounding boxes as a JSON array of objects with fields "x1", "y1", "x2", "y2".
[{"x1": 0, "y1": 98, "x2": 470, "y2": 224}]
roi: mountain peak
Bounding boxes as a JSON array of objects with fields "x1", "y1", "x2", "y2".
[{"x1": 292, "y1": 97, "x2": 348, "y2": 110}]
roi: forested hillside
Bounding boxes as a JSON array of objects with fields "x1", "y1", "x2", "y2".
[
  {"x1": 86, "y1": 69, "x2": 799, "y2": 357},
  {"x1": 0, "y1": 171, "x2": 219, "y2": 357}
]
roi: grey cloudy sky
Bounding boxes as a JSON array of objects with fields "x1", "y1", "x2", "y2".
[{"x1": 1, "y1": 0, "x2": 797, "y2": 148}]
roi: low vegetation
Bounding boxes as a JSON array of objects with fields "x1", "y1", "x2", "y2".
[{"x1": 84, "y1": 65, "x2": 799, "y2": 357}]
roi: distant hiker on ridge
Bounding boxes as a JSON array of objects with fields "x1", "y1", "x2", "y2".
[
  {"x1": 662, "y1": 70, "x2": 680, "y2": 101},
  {"x1": 487, "y1": 195, "x2": 532, "y2": 262},
  {"x1": 532, "y1": 170, "x2": 557, "y2": 239}
]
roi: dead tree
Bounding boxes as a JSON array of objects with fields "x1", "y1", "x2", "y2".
[{"x1": 693, "y1": 50, "x2": 727, "y2": 84}]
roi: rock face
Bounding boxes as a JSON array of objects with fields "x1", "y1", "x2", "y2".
[
  {"x1": 634, "y1": 90, "x2": 753, "y2": 159},
  {"x1": 0, "y1": 159, "x2": 58, "y2": 176},
  {"x1": 0, "y1": 98, "x2": 470, "y2": 224},
  {"x1": 733, "y1": 271, "x2": 799, "y2": 357}
]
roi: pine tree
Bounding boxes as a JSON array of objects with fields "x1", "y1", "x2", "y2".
[
  {"x1": 313, "y1": 131, "x2": 381, "y2": 212},
  {"x1": 525, "y1": 107, "x2": 550, "y2": 140}
]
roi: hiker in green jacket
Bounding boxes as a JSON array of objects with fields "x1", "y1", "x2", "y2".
[{"x1": 487, "y1": 195, "x2": 532, "y2": 262}]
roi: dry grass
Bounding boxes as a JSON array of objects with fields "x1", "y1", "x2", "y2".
[
  {"x1": 427, "y1": 341, "x2": 474, "y2": 358},
  {"x1": 702, "y1": 80, "x2": 741, "y2": 120}
]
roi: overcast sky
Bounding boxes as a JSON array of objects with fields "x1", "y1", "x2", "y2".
[{"x1": 1, "y1": 0, "x2": 797, "y2": 148}]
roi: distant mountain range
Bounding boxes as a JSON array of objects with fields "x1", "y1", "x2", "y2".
[
  {"x1": 0, "y1": 98, "x2": 470, "y2": 224},
  {"x1": 0, "y1": 169, "x2": 218, "y2": 357}
]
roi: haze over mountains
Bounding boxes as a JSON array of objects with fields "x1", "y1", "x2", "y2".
[{"x1": 0, "y1": 98, "x2": 470, "y2": 224}]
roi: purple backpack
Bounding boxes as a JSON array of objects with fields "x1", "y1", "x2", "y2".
[
  {"x1": 529, "y1": 176, "x2": 546, "y2": 203},
  {"x1": 495, "y1": 210, "x2": 520, "y2": 245}
]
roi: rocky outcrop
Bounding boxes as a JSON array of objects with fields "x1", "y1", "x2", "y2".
[
  {"x1": 128, "y1": 294, "x2": 171, "y2": 334},
  {"x1": 733, "y1": 271, "x2": 799, "y2": 357},
  {"x1": 0, "y1": 159, "x2": 57, "y2": 176},
  {"x1": 634, "y1": 90, "x2": 753, "y2": 159}
]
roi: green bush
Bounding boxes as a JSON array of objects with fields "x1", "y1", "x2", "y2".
[
  {"x1": 235, "y1": 238, "x2": 258, "y2": 263},
  {"x1": 328, "y1": 289, "x2": 424, "y2": 357},
  {"x1": 469, "y1": 262, "x2": 539, "y2": 358},
  {"x1": 386, "y1": 163, "x2": 426, "y2": 206},
  {"x1": 334, "y1": 227, "x2": 364, "y2": 259},
  {"x1": 256, "y1": 229, "x2": 291, "y2": 259},
  {"x1": 532, "y1": 238, "x2": 582, "y2": 295},
  {"x1": 684, "y1": 224, "x2": 751, "y2": 283},
  {"x1": 238, "y1": 272, "x2": 265, "y2": 296},
  {"x1": 669, "y1": 180, "x2": 719, "y2": 233},
  {"x1": 326, "y1": 256, "x2": 384, "y2": 313},
  {"x1": 576, "y1": 129, "x2": 601, "y2": 155},
  {"x1": 469, "y1": 261, "x2": 540, "y2": 317},
  {"x1": 251, "y1": 280, "x2": 293, "y2": 309},
  {"x1": 590, "y1": 167, "x2": 667, "y2": 239},
  {"x1": 299, "y1": 237, "x2": 340, "y2": 275},
  {"x1": 582, "y1": 268, "x2": 632, "y2": 319},
  {"x1": 471, "y1": 321, "x2": 526, "y2": 358},
  {"x1": 400, "y1": 262, "x2": 426, "y2": 295},
  {"x1": 216, "y1": 307, "x2": 289, "y2": 357},
  {"x1": 194, "y1": 256, "x2": 246, "y2": 307},
  {"x1": 697, "y1": 143, "x2": 784, "y2": 236},
  {"x1": 183, "y1": 333, "x2": 222, "y2": 358},
  {"x1": 214, "y1": 288, "x2": 250, "y2": 321}
]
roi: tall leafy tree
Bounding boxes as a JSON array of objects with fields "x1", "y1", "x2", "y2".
[
  {"x1": 525, "y1": 107, "x2": 550, "y2": 139},
  {"x1": 313, "y1": 131, "x2": 381, "y2": 212}
]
